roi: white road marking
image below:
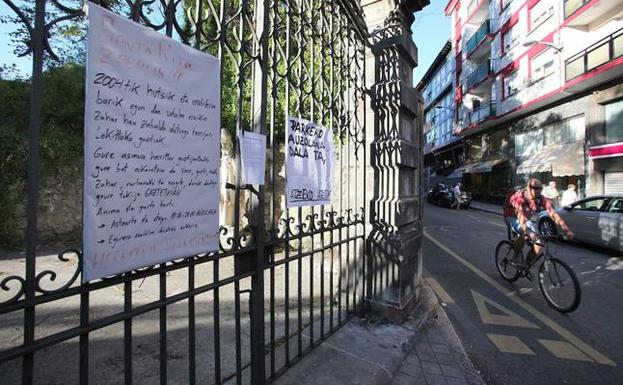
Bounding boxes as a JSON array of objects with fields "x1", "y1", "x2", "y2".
[
  {"x1": 538, "y1": 339, "x2": 593, "y2": 362},
  {"x1": 471, "y1": 289, "x2": 539, "y2": 329},
  {"x1": 487, "y1": 334, "x2": 535, "y2": 355}
]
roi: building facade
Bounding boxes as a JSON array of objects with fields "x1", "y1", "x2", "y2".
[
  {"x1": 417, "y1": 42, "x2": 458, "y2": 192},
  {"x1": 426, "y1": 0, "x2": 623, "y2": 202}
]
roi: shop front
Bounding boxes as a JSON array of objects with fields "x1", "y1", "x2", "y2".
[
  {"x1": 463, "y1": 157, "x2": 511, "y2": 203},
  {"x1": 516, "y1": 141, "x2": 587, "y2": 203},
  {"x1": 588, "y1": 142, "x2": 623, "y2": 194}
]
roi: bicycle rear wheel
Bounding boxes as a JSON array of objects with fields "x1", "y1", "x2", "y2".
[
  {"x1": 538, "y1": 257, "x2": 581, "y2": 313},
  {"x1": 495, "y1": 240, "x2": 520, "y2": 282}
]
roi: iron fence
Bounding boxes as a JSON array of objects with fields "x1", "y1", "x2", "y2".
[{"x1": 0, "y1": 0, "x2": 369, "y2": 384}]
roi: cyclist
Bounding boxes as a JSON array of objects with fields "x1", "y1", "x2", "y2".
[{"x1": 506, "y1": 178, "x2": 574, "y2": 268}]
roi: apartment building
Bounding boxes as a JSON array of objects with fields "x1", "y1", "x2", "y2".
[
  {"x1": 437, "y1": 0, "x2": 623, "y2": 202},
  {"x1": 416, "y1": 42, "x2": 457, "y2": 191}
]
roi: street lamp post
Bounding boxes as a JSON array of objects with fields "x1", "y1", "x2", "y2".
[{"x1": 522, "y1": 40, "x2": 564, "y2": 52}]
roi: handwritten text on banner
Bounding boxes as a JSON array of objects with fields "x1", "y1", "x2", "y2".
[
  {"x1": 286, "y1": 117, "x2": 334, "y2": 207},
  {"x1": 83, "y1": 3, "x2": 221, "y2": 281}
]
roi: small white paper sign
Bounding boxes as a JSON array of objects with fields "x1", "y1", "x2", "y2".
[
  {"x1": 286, "y1": 117, "x2": 334, "y2": 207},
  {"x1": 83, "y1": 3, "x2": 221, "y2": 281},
  {"x1": 240, "y1": 131, "x2": 266, "y2": 185}
]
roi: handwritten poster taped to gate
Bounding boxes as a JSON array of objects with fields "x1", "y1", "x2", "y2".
[
  {"x1": 83, "y1": 3, "x2": 221, "y2": 281},
  {"x1": 286, "y1": 117, "x2": 334, "y2": 207}
]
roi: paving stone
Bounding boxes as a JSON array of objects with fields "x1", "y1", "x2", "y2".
[
  {"x1": 417, "y1": 349, "x2": 438, "y2": 363},
  {"x1": 434, "y1": 352, "x2": 455, "y2": 365},
  {"x1": 415, "y1": 342, "x2": 435, "y2": 355},
  {"x1": 445, "y1": 377, "x2": 469, "y2": 385},
  {"x1": 425, "y1": 330, "x2": 447, "y2": 345},
  {"x1": 431, "y1": 343, "x2": 451, "y2": 354},
  {"x1": 424, "y1": 373, "x2": 449, "y2": 385},
  {"x1": 415, "y1": 375, "x2": 428, "y2": 385},
  {"x1": 421, "y1": 361, "x2": 442, "y2": 375},
  {"x1": 399, "y1": 361, "x2": 423, "y2": 377},
  {"x1": 440, "y1": 364, "x2": 463, "y2": 379},
  {"x1": 391, "y1": 373, "x2": 416, "y2": 385},
  {"x1": 405, "y1": 353, "x2": 421, "y2": 367}
]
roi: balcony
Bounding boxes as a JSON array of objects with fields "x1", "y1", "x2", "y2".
[
  {"x1": 564, "y1": 0, "x2": 621, "y2": 26},
  {"x1": 564, "y1": 0, "x2": 590, "y2": 19},
  {"x1": 424, "y1": 141, "x2": 434, "y2": 155},
  {"x1": 565, "y1": 27, "x2": 623, "y2": 82},
  {"x1": 465, "y1": 60, "x2": 492, "y2": 92},
  {"x1": 465, "y1": 20, "x2": 491, "y2": 59},
  {"x1": 468, "y1": 102, "x2": 496, "y2": 125}
]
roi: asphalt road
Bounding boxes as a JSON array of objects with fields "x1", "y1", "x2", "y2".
[{"x1": 422, "y1": 203, "x2": 623, "y2": 385}]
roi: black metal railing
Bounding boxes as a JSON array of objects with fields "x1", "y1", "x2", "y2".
[
  {"x1": 465, "y1": 19, "x2": 490, "y2": 55},
  {"x1": 564, "y1": 0, "x2": 591, "y2": 19},
  {"x1": 565, "y1": 27, "x2": 623, "y2": 82},
  {"x1": 465, "y1": 60, "x2": 492, "y2": 90},
  {"x1": 0, "y1": 1, "x2": 369, "y2": 385},
  {"x1": 469, "y1": 101, "x2": 496, "y2": 124}
]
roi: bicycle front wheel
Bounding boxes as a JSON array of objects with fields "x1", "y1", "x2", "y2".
[
  {"x1": 495, "y1": 240, "x2": 520, "y2": 282},
  {"x1": 538, "y1": 257, "x2": 581, "y2": 313}
]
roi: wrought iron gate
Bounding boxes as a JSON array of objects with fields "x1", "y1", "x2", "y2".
[{"x1": 0, "y1": 0, "x2": 369, "y2": 384}]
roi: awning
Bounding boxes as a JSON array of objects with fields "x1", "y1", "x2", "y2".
[
  {"x1": 447, "y1": 162, "x2": 479, "y2": 179},
  {"x1": 516, "y1": 141, "x2": 584, "y2": 176},
  {"x1": 467, "y1": 158, "x2": 508, "y2": 174}
]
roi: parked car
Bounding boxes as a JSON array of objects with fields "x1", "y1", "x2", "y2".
[
  {"x1": 426, "y1": 183, "x2": 472, "y2": 209},
  {"x1": 546, "y1": 195, "x2": 623, "y2": 252}
]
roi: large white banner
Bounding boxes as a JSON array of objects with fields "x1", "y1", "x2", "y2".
[
  {"x1": 286, "y1": 117, "x2": 334, "y2": 207},
  {"x1": 83, "y1": 3, "x2": 221, "y2": 281}
]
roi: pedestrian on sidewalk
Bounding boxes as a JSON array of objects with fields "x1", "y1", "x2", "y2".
[
  {"x1": 542, "y1": 180, "x2": 559, "y2": 208},
  {"x1": 560, "y1": 183, "x2": 578, "y2": 207},
  {"x1": 453, "y1": 182, "x2": 462, "y2": 211}
]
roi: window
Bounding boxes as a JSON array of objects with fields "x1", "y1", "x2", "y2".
[
  {"x1": 515, "y1": 129, "x2": 543, "y2": 156},
  {"x1": 605, "y1": 100, "x2": 623, "y2": 143},
  {"x1": 530, "y1": 0, "x2": 554, "y2": 30},
  {"x1": 502, "y1": 24, "x2": 520, "y2": 54},
  {"x1": 503, "y1": 71, "x2": 522, "y2": 98},
  {"x1": 426, "y1": 131, "x2": 435, "y2": 144},
  {"x1": 607, "y1": 198, "x2": 623, "y2": 213},
  {"x1": 544, "y1": 115, "x2": 585, "y2": 145},
  {"x1": 530, "y1": 49, "x2": 556, "y2": 82},
  {"x1": 501, "y1": 0, "x2": 514, "y2": 11},
  {"x1": 572, "y1": 198, "x2": 609, "y2": 211}
]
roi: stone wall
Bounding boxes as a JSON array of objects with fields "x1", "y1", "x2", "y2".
[{"x1": 1, "y1": 161, "x2": 83, "y2": 251}]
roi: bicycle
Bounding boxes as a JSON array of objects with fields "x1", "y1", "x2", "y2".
[{"x1": 495, "y1": 233, "x2": 581, "y2": 313}]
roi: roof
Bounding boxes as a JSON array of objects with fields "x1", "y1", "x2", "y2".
[{"x1": 416, "y1": 41, "x2": 452, "y2": 92}]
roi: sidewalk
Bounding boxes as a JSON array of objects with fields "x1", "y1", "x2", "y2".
[
  {"x1": 272, "y1": 284, "x2": 486, "y2": 385},
  {"x1": 469, "y1": 200, "x2": 502, "y2": 216}
]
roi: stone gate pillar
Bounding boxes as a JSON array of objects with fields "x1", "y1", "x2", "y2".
[{"x1": 362, "y1": 0, "x2": 428, "y2": 322}]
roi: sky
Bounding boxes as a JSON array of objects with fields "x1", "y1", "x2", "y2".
[
  {"x1": 0, "y1": 4, "x2": 31, "y2": 77},
  {"x1": 411, "y1": 0, "x2": 451, "y2": 86},
  {"x1": 1, "y1": 1, "x2": 451, "y2": 81}
]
